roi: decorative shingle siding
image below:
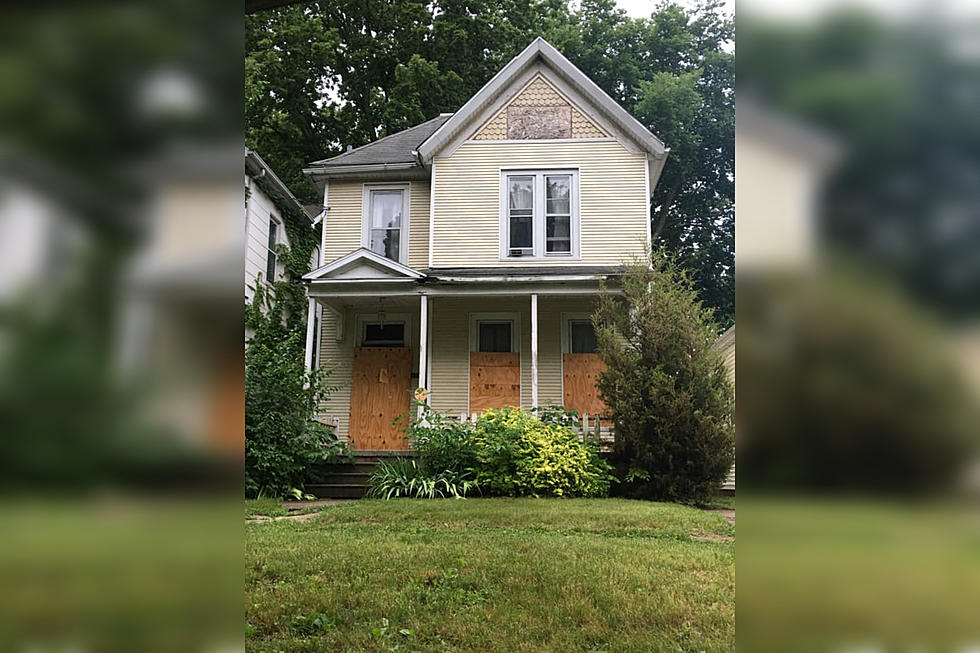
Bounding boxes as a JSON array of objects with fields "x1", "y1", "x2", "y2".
[
  {"x1": 473, "y1": 75, "x2": 609, "y2": 141},
  {"x1": 432, "y1": 139, "x2": 648, "y2": 267}
]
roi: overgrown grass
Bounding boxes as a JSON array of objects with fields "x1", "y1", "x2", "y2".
[
  {"x1": 246, "y1": 498, "x2": 734, "y2": 652},
  {"x1": 245, "y1": 497, "x2": 287, "y2": 518}
]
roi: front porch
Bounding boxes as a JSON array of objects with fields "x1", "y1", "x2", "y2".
[{"x1": 303, "y1": 254, "x2": 619, "y2": 450}]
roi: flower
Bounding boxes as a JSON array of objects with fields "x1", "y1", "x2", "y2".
[{"x1": 414, "y1": 387, "x2": 429, "y2": 402}]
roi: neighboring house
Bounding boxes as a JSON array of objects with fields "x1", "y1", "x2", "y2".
[
  {"x1": 244, "y1": 149, "x2": 319, "y2": 306},
  {"x1": 302, "y1": 37, "x2": 668, "y2": 450},
  {"x1": 715, "y1": 325, "x2": 735, "y2": 492}
]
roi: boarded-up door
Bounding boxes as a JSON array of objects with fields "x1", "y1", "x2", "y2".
[
  {"x1": 469, "y1": 352, "x2": 520, "y2": 413},
  {"x1": 563, "y1": 353, "x2": 608, "y2": 416},
  {"x1": 349, "y1": 347, "x2": 412, "y2": 450}
]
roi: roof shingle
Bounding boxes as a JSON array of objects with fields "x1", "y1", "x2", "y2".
[{"x1": 308, "y1": 114, "x2": 452, "y2": 168}]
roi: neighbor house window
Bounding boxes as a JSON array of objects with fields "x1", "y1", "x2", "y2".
[
  {"x1": 501, "y1": 170, "x2": 578, "y2": 259},
  {"x1": 363, "y1": 184, "x2": 409, "y2": 264},
  {"x1": 266, "y1": 218, "x2": 278, "y2": 282}
]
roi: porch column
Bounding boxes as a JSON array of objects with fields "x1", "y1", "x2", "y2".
[
  {"x1": 531, "y1": 293, "x2": 538, "y2": 408},
  {"x1": 304, "y1": 297, "x2": 317, "y2": 372},
  {"x1": 417, "y1": 294, "x2": 428, "y2": 417}
]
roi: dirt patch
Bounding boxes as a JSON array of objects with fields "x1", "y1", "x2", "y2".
[
  {"x1": 692, "y1": 532, "x2": 734, "y2": 543},
  {"x1": 248, "y1": 511, "x2": 325, "y2": 524}
]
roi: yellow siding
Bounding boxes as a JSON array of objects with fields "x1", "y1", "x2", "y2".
[
  {"x1": 432, "y1": 140, "x2": 648, "y2": 267},
  {"x1": 316, "y1": 309, "x2": 355, "y2": 440},
  {"x1": 322, "y1": 180, "x2": 430, "y2": 268},
  {"x1": 408, "y1": 182, "x2": 430, "y2": 269},
  {"x1": 322, "y1": 181, "x2": 362, "y2": 263}
]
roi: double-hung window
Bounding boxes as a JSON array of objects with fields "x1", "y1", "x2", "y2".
[
  {"x1": 501, "y1": 170, "x2": 578, "y2": 259},
  {"x1": 362, "y1": 184, "x2": 410, "y2": 264},
  {"x1": 265, "y1": 217, "x2": 279, "y2": 283}
]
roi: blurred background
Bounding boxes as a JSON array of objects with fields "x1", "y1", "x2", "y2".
[
  {"x1": 737, "y1": 0, "x2": 980, "y2": 649},
  {"x1": 0, "y1": 1, "x2": 242, "y2": 649}
]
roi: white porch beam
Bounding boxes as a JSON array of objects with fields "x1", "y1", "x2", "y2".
[
  {"x1": 531, "y1": 293, "x2": 538, "y2": 408},
  {"x1": 304, "y1": 297, "x2": 317, "y2": 372},
  {"x1": 417, "y1": 295, "x2": 429, "y2": 418}
]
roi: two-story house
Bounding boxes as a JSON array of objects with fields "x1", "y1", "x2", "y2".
[{"x1": 303, "y1": 38, "x2": 668, "y2": 450}]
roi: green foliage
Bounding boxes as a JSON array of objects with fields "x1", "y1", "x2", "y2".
[
  {"x1": 367, "y1": 458, "x2": 477, "y2": 500},
  {"x1": 245, "y1": 282, "x2": 348, "y2": 498},
  {"x1": 471, "y1": 408, "x2": 614, "y2": 498},
  {"x1": 594, "y1": 251, "x2": 734, "y2": 505},
  {"x1": 406, "y1": 400, "x2": 479, "y2": 474},
  {"x1": 246, "y1": 0, "x2": 733, "y2": 324}
]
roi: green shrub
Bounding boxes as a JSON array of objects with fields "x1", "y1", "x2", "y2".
[
  {"x1": 406, "y1": 399, "x2": 478, "y2": 474},
  {"x1": 595, "y1": 252, "x2": 734, "y2": 505},
  {"x1": 367, "y1": 458, "x2": 477, "y2": 499},
  {"x1": 471, "y1": 408, "x2": 614, "y2": 498}
]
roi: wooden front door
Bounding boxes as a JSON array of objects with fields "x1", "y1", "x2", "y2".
[
  {"x1": 469, "y1": 352, "x2": 521, "y2": 413},
  {"x1": 563, "y1": 353, "x2": 608, "y2": 416},
  {"x1": 349, "y1": 346, "x2": 413, "y2": 450}
]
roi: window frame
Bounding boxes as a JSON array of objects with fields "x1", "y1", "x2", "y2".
[
  {"x1": 560, "y1": 312, "x2": 598, "y2": 354},
  {"x1": 361, "y1": 183, "x2": 411, "y2": 266},
  {"x1": 469, "y1": 312, "x2": 522, "y2": 353},
  {"x1": 499, "y1": 169, "x2": 579, "y2": 260},
  {"x1": 355, "y1": 313, "x2": 412, "y2": 348},
  {"x1": 265, "y1": 215, "x2": 280, "y2": 284}
]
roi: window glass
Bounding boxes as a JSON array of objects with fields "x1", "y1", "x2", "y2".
[
  {"x1": 478, "y1": 322, "x2": 512, "y2": 353},
  {"x1": 545, "y1": 175, "x2": 571, "y2": 254},
  {"x1": 363, "y1": 323, "x2": 405, "y2": 347},
  {"x1": 508, "y1": 176, "x2": 534, "y2": 252},
  {"x1": 369, "y1": 190, "x2": 403, "y2": 261},
  {"x1": 569, "y1": 319, "x2": 598, "y2": 354},
  {"x1": 266, "y1": 219, "x2": 278, "y2": 282}
]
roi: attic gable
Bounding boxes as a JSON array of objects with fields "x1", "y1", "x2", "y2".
[{"x1": 473, "y1": 74, "x2": 609, "y2": 141}]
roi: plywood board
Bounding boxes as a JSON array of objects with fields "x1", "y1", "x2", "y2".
[
  {"x1": 349, "y1": 347, "x2": 412, "y2": 450},
  {"x1": 469, "y1": 352, "x2": 521, "y2": 413},
  {"x1": 563, "y1": 353, "x2": 608, "y2": 416}
]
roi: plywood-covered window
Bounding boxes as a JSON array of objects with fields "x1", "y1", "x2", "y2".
[{"x1": 500, "y1": 170, "x2": 579, "y2": 260}]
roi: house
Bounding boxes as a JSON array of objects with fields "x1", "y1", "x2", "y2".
[
  {"x1": 302, "y1": 37, "x2": 668, "y2": 450},
  {"x1": 714, "y1": 325, "x2": 736, "y2": 493},
  {"x1": 245, "y1": 148, "x2": 320, "y2": 306}
]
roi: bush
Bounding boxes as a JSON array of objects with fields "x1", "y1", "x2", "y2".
[
  {"x1": 594, "y1": 252, "x2": 734, "y2": 505},
  {"x1": 245, "y1": 282, "x2": 348, "y2": 498},
  {"x1": 471, "y1": 408, "x2": 613, "y2": 498},
  {"x1": 366, "y1": 458, "x2": 477, "y2": 499},
  {"x1": 393, "y1": 400, "x2": 613, "y2": 498}
]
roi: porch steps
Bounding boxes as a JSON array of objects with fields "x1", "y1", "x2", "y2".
[{"x1": 308, "y1": 450, "x2": 415, "y2": 499}]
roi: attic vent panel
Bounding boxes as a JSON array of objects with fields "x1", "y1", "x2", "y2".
[{"x1": 507, "y1": 105, "x2": 571, "y2": 139}]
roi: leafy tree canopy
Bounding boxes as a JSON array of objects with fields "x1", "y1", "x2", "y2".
[{"x1": 246, "y1": 0, "x2": 734, "y2": 326}]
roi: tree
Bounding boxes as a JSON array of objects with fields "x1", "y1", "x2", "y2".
[
  {"x1": 246, "y1": 1, "x2": 734, "y2": 323},
  {"x1": 594, "y1": 252, "x2": 734, "y2": 504}
]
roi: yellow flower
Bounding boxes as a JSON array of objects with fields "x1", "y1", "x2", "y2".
[{"x1": 414, "y1": 387, "x2": 429, "y2": 402}]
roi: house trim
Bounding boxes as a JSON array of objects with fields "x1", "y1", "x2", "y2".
[
  {"x1": 361, "y1": 182, "x2": 411, "y2": 266},
  {"x1": 428, "y1": 160, "x2": 436, "y2": 268}
]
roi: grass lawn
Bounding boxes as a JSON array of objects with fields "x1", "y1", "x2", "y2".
[{"x1": 246, "y1": 498, "x2": 734, "y2": 652}]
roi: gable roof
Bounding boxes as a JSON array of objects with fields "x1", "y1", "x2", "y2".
[
  {"x1": 417, "y1": 37, "x2": 668, "y2": 166},
  {"x1": 303, "y1": 248, "x2": 425, "y2": 281},
  {"x1": 305, "y1": 114, "x2": 452, "y2": 174}
]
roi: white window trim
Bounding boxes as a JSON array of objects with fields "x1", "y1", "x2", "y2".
[
  {"x1": 355, "y1": 312, "x2": 412, "y2": 348},
  {"x1": 469, "y1": 312, "x2": 522, "y2": 353},
  {"x1": 361, "y1": 182, "x2": 411, "y2": 266},
  {"x1": 499, "y1": 169, "x2": 580, "y2": 261}
]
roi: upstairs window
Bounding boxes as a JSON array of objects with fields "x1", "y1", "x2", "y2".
[
  {"x1": 362, "y1": 184, "x2": 410, "y2": 265},
  {"x1": 501, "y1": 170, "x2": 579, "y2": 259},
  {"x1": 266, "y1": 218, "x2": 279, "y2": 283}
]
